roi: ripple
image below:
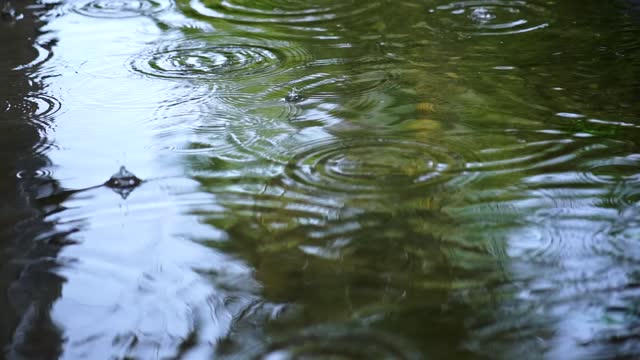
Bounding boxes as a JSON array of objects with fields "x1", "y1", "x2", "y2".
[
  {"x1": 556, "y1": 112, "x2": 586, "y2": 119},
  {"x1": 6, "y1": 93, "x2": 63, "y2": 132},
  {"x1": 129, "y1": 34, "x2": 310, "y2": 82},
  {"x1": 607, "y1": 209, "x2": 640, "y2": 263},
  {"x1": 152, "y1": 106, "x2": 296, "y2": 162},
  {"x1": 16, "y1": 169, "x2": 53, "y2": 179},
  {"x1": 13, "y1": 42, "x2": 53, "y2": 72},
  {"x1": 186, "y1": 0, "x2": 380, "y2": 25},
  {"x1": 77, "y1": 81, "x2": 214, "y2": 112},
  {"x1": 3, "y1": 92, "x2": 63, "y2": 156},
  {"x1": 428, "y1": 0, "x2": 550, "y2": 37},
  {"x1": 72, "y1": 0, "x2": 172, "y2": 18},
  {"x1": 210, "y1": 86, "x2": 305, "y2": 121},
  {"x1": 506, "y1": 224, "x2": 570, "y2": 264},
  {"x1": 584, "y1": 154, "x2": 640, "y2": 185},
  {"x1": 295, "y1": 64, "x2": 399, "y2": 100},
  {"x1": 262, "y1": 327, "x2": 420, "y2": 360},
  {"x1": 283, "y1": 137, "x2": 474, "y2": 196},
  {"x1": 466, "y1": 133, "x2": 594, "y2": 176},
  {"x1": 26, "y1": 93, "x2": 63, "y2": 120},
  {"x1": 276, "y1": 55, "x2": 402, "y2": 117}
]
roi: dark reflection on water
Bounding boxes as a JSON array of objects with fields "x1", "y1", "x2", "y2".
[
  {"x1": 2, "y1": 0, "x2": 640, "y2": 359},
  {"x1": 0, "y1": 2, "x2": 65, "y2": 358}
]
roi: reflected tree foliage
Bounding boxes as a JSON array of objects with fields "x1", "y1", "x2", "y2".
[{"x1": 0, "y1": 1, "x2": 67, "y2": 358}]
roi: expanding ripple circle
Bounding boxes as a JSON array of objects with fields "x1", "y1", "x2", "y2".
[
  {"x1": 72, "y1": 0, "x2": 172, "y2": 18},
  {"x1": 428, "y1": 0, "x2": 550, "y2": 36},
  {"x1": 262, "y1": 327, "x2": 420, "y2": 360},
  {"x1": 187, "y1": 0, "x2": 380, "y2": 25},
  {"x1": 16, "y1": 169, "x2": 53, "y2": 180},
  {"x1": 283, "y1": 137, "x2": 474, "y2": 196},
  {"x1": 129, "y1": 35, "x2": 310, "y2": 81},
  {"x1": 6, "y1": 93, "x2": 63, "y2": 132}
]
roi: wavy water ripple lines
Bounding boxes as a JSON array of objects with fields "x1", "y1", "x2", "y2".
[
  {"x1": 17, "y1": 92, "x2": 62, "y2": 123},
  {"x1": 129, "y1": 34, "x2": 310, "y2": 83},
  {"x1": 428, "y1": 0, "x2": 551, "y2": 37},
  {"x1": 185, "y1": 0, "x2": 381, "y2": 26},
  {"x1": 3, "y1": 93, "x2": 63, "y2": 154},
  {"x1": 461, "y1": 130, "x2": 630, "y2": 180},
  {"x1": 72, "y1": 0, "x2": 172, "y2": 18},
  {"x1": 275, "y1": 52, "x2": 404, "y2": 123},
  {"x1": 607, "y1": 206, "x2": 640, "y2": 263},
  {"x1": 585, "y1": 154, "x2": 640, "y2": 185},
  {"x1": 295, "y1": 64, "x2": 399, "y2": 101},
  {"x1": 262, "y1": 327, "x2": 420, "y2": 360},
  {"x1": 12, "y1": 42, "x2": 54, "y2": 72},
  {"x1": 6, "y1": 0, "x2": 640, "y2": 359},
  {"x1": 282, "y1": 137, "x2": 476, "y2": 197},
  {"x1": 152, "y1": 104, "x2": 298, "y2": 163},
  {"x1": 77, "y1": 80, "x2": 214, "y2": 113}
]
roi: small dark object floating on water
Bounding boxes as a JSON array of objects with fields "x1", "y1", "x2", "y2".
[{"x1": 105, "y1": 166, "x2": 142, "y2": 198}]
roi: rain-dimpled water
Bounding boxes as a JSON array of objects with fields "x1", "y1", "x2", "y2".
[{"x1": 1, "y1": 0, "x2": 639, "y2": 359}]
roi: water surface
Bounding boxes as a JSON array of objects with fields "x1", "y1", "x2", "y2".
[{"x1": 2, "y1": 0, "x2": 640, "y2": 359}]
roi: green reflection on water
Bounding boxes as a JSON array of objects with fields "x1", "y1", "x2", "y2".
[{"x1": 147, "y1": 0, "x2": 640, "y2": 357}]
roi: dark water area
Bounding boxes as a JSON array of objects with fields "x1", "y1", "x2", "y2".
[
  {"x1": 1, "y1": 0, "x2": 640, "y2": 359},
  {"x1": 1, "y1": 1, "x2": 65, "y2": 358}
]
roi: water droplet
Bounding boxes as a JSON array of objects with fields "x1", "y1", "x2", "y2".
[
  {"x1": 105, "y1": 166, "x2": 142, "y2": 199},
  {"x1": 432, "y1": 1, "x2": 551, "y2": 36},
  {"x1": 469, "y1": 7, "x2": 496, "y2": 22},
  {"x1": 284, "y1": 88, "x2": 304, "y2": 103}
]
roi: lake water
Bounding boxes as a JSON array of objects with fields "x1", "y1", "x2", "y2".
[{"x1": 1, "y1": 0, "x2": 639, "y2": 359}]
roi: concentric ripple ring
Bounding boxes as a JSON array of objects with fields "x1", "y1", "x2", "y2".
[
  {"x1": 429, "y1": 0, "x2": 550, "y2": 36},
  {"x1": 262, "y1": 327, "x2": 421, "y2": 360},
  {"x1": 283, "y1": 137, "x2": 475, "y2": 196},
  {"x1": 72, "y1": 0, "x2": 172, "y2": 18},
  {"x1": 186, "y1": 0, "x2": 380, "y2": 25},
  {"x1": 129, "y1": 34, "x2": 310, "y2": 81}
]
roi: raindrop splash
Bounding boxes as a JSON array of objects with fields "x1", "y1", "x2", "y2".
[{"x1": 105, "y1": 166, "x2": 142, "y2": 198}]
